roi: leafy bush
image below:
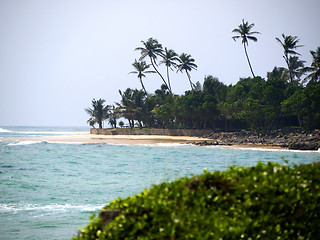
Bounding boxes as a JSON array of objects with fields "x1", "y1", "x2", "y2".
[{"x1": 73, "y1": 161, "x2": 320, "y2": 239}]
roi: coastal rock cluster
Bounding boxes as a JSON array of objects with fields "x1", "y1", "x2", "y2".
[{"x1": 195, "y1": 129, "x2": 320, "y2": 150}]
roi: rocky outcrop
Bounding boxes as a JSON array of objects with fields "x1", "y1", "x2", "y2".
[
  {"x1": 196, "y1": 129, "x2": 320, "y2": 150},
  {"x1": 90, "y1": 128, "x2": 320, "y2": 150}
]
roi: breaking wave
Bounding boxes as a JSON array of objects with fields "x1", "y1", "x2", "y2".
[
  {"x1": 0, "y1": 203, "x2": 104, "y2": 214},
  {"x1": 0, "y1": 128, "x2": 12, "y2": 133}
]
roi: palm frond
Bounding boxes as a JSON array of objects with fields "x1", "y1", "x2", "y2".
[
  {"x1": 247, "y1": 36, "x2": 258, "y2": 42},
  {"x1": 232, "y1": 19, "x2": 259, "y2": 44}
]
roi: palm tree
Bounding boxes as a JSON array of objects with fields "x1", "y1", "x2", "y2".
[
  {"x1": 176, "y1": 53, "x2": 198, "y2": 90},
  {"x1": 135, "y1": 38, "x2": 171, "y2": 93},
  {"x1": 85, "y1": 98, "x2": 110, "y2": 129},
  {"x1": 287, "y1": 56, "x2": 305, "y2": 85},
  {"x1": 117, "y1": 88, "x2": 147, "y2": 129},
  {"x1": 129, "y1": 59, "x2": 155, "y2": 93},
  {"x1": 132, "y1": 89, "x2": 147, "y2": 128},
  {"x1": 232, "y1": 19, "x2": 260, "y2": 78},
  {"x1": 117, "y1": 89, "x2": 135, "y2": 129},
  {"x1": 87, "y1": 118, "x2": 96, "y2": 129},
  {"x1": 276, "y1": 33, "x2": 303, "y2": 84},
  {"x1": 160, "y1": 48, "x2": 179, "y2": 93},
  {"x1": 304, "y1": 47, "x2": 320, "y2": 84}
]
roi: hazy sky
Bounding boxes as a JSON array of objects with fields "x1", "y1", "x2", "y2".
[{"x1": 0, "y1": 0, "x2": 319, "y2": 126}]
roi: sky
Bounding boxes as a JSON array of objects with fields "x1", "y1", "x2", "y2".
[{"x1": 0, "y1": 0, "x2": 319, "y2": 126}]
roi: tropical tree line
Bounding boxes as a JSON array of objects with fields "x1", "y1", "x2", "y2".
[{"x1": 86, "y1": 20, "x2": 320, "y2": 132}]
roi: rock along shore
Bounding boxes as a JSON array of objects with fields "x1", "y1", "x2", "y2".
[{"x1": 195, "y1": 129, "x2": 320, "y2": 151}]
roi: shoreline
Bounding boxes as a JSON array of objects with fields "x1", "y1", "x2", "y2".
[
  {"x1": 7, "y1": 134, "x2": 212, "y2": 145},
  {"x1": 3, "y1": 128, "x2": 319, "y2": 151},
  {"x1": 5, "y1": 133, "x2": 318, "y2": 151}
]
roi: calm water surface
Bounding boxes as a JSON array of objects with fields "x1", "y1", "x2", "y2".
[{"x1": 1, "y1": 126, "x2": 319, "y2": 240}]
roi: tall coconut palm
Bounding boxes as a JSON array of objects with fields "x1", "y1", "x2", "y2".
[
  {"x1": 276, "y1": 34, "x2": 303, "y2": 84},
  {"x1": 135, "y1": 38, "x2": 171, "y2": 93},
  {"x1": 160, "y1": 48, "x2": 179, "y2": 93},
  {"x1": 176, "y1": 53, "x2": 198, "y2": 90},
  {"x1": 232, "y1": 19, "x2": 260, "y2": 78},
  {"x1": 85, "y1": 98, "x2": 110, "y2": 129},
  {"x1": 129, "y1": 59, "x2": 155, "y2": 93},
  {"x1": 304, "y1": 47, "x2": 320, "y2": 84}
]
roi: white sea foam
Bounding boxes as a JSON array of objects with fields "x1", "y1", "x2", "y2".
[
  {"x1": 0, "y1": 203, "x2": 104, "y2": 213},
  {"x1": 8, "y1": 140, "x2": 48, "y2": 146},
  {"x1": 0, "y1": 128, "x2": 12, "y2": 133}
]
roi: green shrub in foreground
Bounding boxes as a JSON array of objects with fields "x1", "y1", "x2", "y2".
[{"x1": 73, "y1": 162, "x2": 320, "y2": 239}]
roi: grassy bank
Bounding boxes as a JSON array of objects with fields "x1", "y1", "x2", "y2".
[{"x1": 72, "y1": 161, "x2": 320, "y2": 240}]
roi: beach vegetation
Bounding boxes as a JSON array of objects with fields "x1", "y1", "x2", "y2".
[
  {"x1": 303, "y1": 46, "x2": 320, "y2": 84},
  {"x1": 85, "y1": 98, "x2": 110, "y2": 129},
  {"x1": 108, "y1": 105, "x2": 118, "y2": 128},
  {"x1": 99, "y1": 71, "x2": 319, "y2": 131},
  {"x1": 119, "y1": 121, "x2": 124, "y2": 128},
  {"x1": 72, "y1": 161, "x2": 320, "y2": 240},
  {"x1": 116, "y1": 88, "x2": 148, "y2": 129},
  {"x1": 281, "y1": 82, "x2": 320, "y2": 129}
]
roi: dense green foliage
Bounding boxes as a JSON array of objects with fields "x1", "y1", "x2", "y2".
[
  {"x1": 73, "y1": 161, "x2": 320, "y2": 240},
  {"x1": 110, "y1": 75, "x2": 320, "y2": 131}
]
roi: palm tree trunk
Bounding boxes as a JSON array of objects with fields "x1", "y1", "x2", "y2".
[
  {"x1": 297, "y1": 115, "x2": 302, "y2": 128},
  {"x1": 166, "y1": 66, "x2": 172, "y2": 93},
  {"x1": 150, "y1": 57, "x2": 172, "y2": 93},
  {"x1": 186, "y1": 70, "x2": 194, "y2": 90},
  {"x1": 139, "y1": 78, "x2": 147, "y2": 93},
  {"x1": 243, "y1": 44, "x2": 255, "y2": 78},
  {"x1": 129, "y1": 119, "x2": 134, "y2": 129},
  {"x1": 98, "y1": 120, "x2": 103, "y2": 129}
]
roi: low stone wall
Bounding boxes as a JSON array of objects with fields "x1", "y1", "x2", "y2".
[{"x1": 90, "y1": 128, "x2": 212, "y2": 137}]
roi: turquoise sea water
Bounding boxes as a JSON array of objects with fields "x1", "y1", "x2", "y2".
[{"x1": 1, "y1": 126, "x2": 319, "y2": 240}]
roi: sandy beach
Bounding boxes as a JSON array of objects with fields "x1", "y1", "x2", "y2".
[
  {"x1": 8, "y1": 134, "x2": 297, "y2": 150},
  {"x1": 12, "y1": 134, "x2": 212, "y2": 145}
]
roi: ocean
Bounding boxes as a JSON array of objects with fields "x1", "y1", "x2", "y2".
[{"x1": 1, "y1": 126, "x2": 319, "y2": 240}]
